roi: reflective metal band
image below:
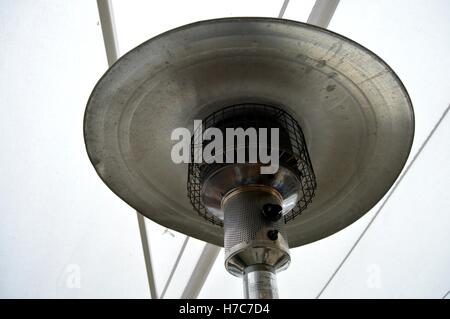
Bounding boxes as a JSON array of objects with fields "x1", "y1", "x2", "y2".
[
  {"x1": 221, "y1": 184, "x2": 283, "y2": 210},
  {"x1": 243, "y1": 267, "x2": 279, "y2": 299}
]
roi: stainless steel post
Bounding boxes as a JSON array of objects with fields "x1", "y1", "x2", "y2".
[
  {"x1": 222, "y1": 186, "x2": 290, "y2": 299},
  {"x1": 243, "y1": 265, "x2": 279, "y2": 299}
]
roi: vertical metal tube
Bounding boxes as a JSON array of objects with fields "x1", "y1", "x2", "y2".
[
  {"x1": 243, "y1": 266, "x2": 279, "y2": 299},
  {"x1": 222, "y1": 187, "x2": 290, "y2": 298}
]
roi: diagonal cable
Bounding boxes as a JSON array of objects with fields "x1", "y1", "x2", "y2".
[
  {"x1": 442, "y1": 289, "x2": 450, "y2": 299},
  {"x1": 316, "y1": 104, "x2": 450, "y2": 298},
  {"x1": 160, "y1": 237, "x2": 190, "y2": 298}
]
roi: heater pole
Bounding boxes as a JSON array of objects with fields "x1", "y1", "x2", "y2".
[
  {"x1": 222, "y1": 187, "x2": 291, "y2": 299},
  {"x1": 243, "y1": 266, "x2": 279, "y2": 299}
]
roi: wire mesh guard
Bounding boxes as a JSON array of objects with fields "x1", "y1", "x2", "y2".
[{"x1": 187, "y1": 103, "x2": 317, "y2": 226}]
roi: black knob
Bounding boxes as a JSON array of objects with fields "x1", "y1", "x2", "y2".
[
  {"x1": 262, "y1": 203, "x2": 283, "y2": 221},
  {"x1": 267, "y1": 230, "x2": 279, "y2": 241}
]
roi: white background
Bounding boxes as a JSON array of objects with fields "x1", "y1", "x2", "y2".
[{"x1": 0, "y1": 0, "x2": 449, "y2": 298}]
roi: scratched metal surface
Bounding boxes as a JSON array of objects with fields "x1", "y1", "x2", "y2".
[{"x1": 84, "y1": 17, "x2": 414, "y2": 248}]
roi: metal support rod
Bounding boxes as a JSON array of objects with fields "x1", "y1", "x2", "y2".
[
  {"x1": 181, "y1": 244, "x2": 221, "y2": 298},
  {"x1": 137, "y1": 214, "x2": 158, "y2": 298},
  {"x1": 96, "y1": 0, "x2": 157, "y2": 299},
  {"x1": 96, "y1": 0, "x2": 119, "y2": 65},
  {"x1": 307, "y1": 0, "x2": 340, "y2": 28},
  {"x1": 278, "y1": 0, "x2": 290, "y2": 18}
]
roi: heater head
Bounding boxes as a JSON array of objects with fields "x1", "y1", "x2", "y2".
[
  {"x1": 84, "y1": 18, "x2": 414, "y2": 248},
  {"x1": 187, "y1": 103, "x2": 316, "y2": 226}
]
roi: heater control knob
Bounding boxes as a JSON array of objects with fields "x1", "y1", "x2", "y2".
[
  {"x1": 267, "y1": 230, "x2": 279, "y2": 241},
  {"x1": 262, "y1": 203, "x2": 283, "y2": 222}
]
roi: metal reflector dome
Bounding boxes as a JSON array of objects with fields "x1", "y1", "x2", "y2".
[{"x1": 84, "y1": 17, "x2": 414, "y2": 248}]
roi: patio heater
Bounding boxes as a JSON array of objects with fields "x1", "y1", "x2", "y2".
[{"x1": 84, "y1": 18, "x2": 414, "y2": 298}]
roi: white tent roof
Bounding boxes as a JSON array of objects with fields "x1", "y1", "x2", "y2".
[{"x1": 0, "y1": 0, "x2": 449, "y2": 298}]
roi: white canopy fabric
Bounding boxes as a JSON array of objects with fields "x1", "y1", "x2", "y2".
[{"x1": 0, "y1": 0, "x2": 449, "y2": 298}]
